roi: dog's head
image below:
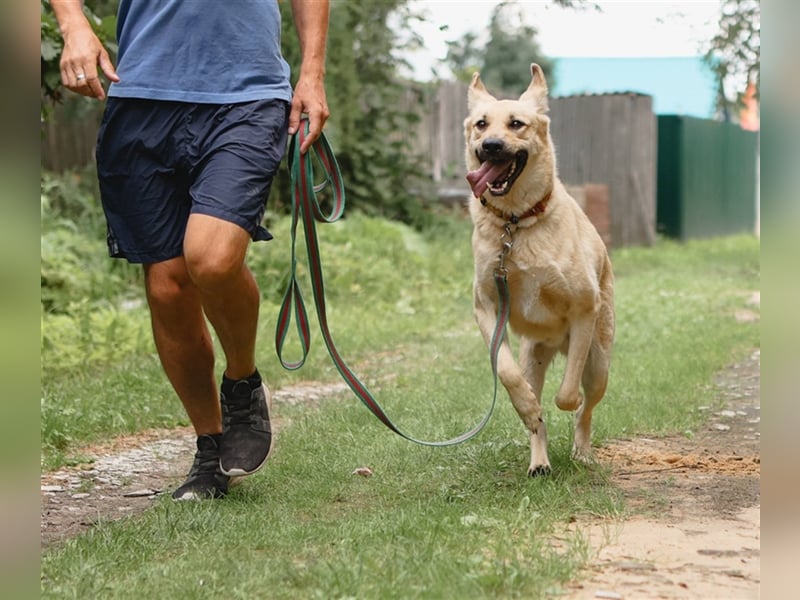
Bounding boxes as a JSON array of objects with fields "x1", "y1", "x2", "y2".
[{"x1": 464, "y1": 64, "x2": 553, "y2": 200}]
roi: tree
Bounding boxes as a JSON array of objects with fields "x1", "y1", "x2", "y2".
[
  {"x1": 480, "y1": 2, "x2": 555, "y2": 92},
  {"x1": 275, "y1": 0, "x2": 432, "y2": 227},
  {"x1": 444, "y1": 0, "x2": 593, "y2": 91},
  {"x1": 704, "y1": 0, "x2": 760, "y2": 118},
  {"x1": 443, "y1": 31, "x2": 482, "y2": 84}
]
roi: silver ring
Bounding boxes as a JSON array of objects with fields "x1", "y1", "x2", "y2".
[{"x1": 76, "y1": 73, "x2": 86, "y2": 81}]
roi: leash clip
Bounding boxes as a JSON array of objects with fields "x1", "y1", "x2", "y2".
[{"x1": 498, "y1": 222, "x2": 515, "y2": 273}]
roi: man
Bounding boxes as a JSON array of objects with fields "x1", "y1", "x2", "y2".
[{"x1": 51, "y1": 0, "x2": 330, "y2": 500}]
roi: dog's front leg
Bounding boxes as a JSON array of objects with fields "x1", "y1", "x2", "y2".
[
  {"x1": 555, "y1": 311, "x2": 597, "y2": 412},
  {"x1": 474, "y1": 293, "x2": 550, "y2": 476}
]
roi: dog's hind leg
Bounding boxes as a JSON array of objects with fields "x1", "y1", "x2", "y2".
[
  {"x1": 573, "y1": 342, "x2": 610, "y2": 461},
  {"x1": 575, "y1": 280, "x2": 614, "y2": 461}
]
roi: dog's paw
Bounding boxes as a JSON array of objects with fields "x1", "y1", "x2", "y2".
[
  {"x1": 572, "y1": 443, "x2": 596, "y2": 465},
  {"x1": 527, "y1": 464, "x2": 551, "y2": 477}
]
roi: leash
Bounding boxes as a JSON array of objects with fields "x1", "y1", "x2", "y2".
[{"x1": 275, "y1": 118, "x2": 511, "y2": 446}]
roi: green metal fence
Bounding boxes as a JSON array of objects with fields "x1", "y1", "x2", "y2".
[{"x1": 657, "y1": 115, "x2": 759, "y2": 240}]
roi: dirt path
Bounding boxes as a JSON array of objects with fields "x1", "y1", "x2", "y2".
[
  {"x1": 41, "y1": 353, "x2": 760, "y2": 598},
  {"x1": 40, "y1": 381, "x2": 349, "y2": 546},
  {"x1": 564, "y1": 348, "x2": 760, "y2": 599}
]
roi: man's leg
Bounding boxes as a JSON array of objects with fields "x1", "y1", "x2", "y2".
[
  {"x1": 183, "y1": 213, "x2": 272, "y2": 477},
  {"x1": 182, "y1": 213, "x2": 259, "y2": 381},
  {"x1": 144, "y1": 257, "x2": 220, "y2": 435},
  {"x1": 144, "y1": 257, "x2": 230, "y2": 500}
]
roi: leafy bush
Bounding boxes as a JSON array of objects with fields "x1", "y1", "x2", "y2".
[
  {"x1": 41, "y1": 169, "x2": 147, "y2": 378},
  {"x1": 41, "y1": 301, "x2": 151, "y2": 373},
  {"x1": 41, "y1": 169, "x2": 142, "y2": 311}
]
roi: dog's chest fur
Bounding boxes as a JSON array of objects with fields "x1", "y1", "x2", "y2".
[{"x1": 471, "y1": 196, "x2": 601, "y2": 347}]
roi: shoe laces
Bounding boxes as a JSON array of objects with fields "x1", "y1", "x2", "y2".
[
  {"x1": 222, "y1": 382, "x2": 258, "y2": 428},
  {"x1": 188, "y1": 443, "x2": 221, "y2": 478}
]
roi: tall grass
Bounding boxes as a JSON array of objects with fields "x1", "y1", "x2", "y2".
[{"x1": 41, "y1": 213, "x2": 758, "y2": 598}]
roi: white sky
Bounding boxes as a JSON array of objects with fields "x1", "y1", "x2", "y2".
[{"x1": 401, "y1": 0, "x2": 721, "y2": 80}]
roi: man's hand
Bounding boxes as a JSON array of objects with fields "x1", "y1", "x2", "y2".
[
  {"x1": 288, "y1": 74, "x2": 330, "y2": 154},
  {"x1": 52, "y1": 1, "x2": 120, "y2": 100}
]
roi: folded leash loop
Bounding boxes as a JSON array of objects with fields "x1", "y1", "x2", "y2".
[{"x1": 275, "y1": 118, "x2": 510, "y2": 446}]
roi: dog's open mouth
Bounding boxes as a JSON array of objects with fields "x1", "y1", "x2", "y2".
[{"x1": 466, "y1": 151, "x2": 528, "y2": 198}]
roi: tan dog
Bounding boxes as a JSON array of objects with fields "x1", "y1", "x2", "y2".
[{"x1": 464, "y1": 64, "x2": 615, "y2": 475}]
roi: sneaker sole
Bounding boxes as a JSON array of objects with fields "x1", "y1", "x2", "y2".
[
  {"x1": 219, "y1": 383, "x2": 274, "y2": 477},
  {"x1": 172, "y1": 490, "x2": 226, "y2": 501}
]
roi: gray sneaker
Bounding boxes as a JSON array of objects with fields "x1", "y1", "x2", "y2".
[
  {"x1": 219, "y1": 378, "x2": 272, "y2": 476},
  {"x1": 172, "y1": 434, "x2": 229, "y2": 500}
]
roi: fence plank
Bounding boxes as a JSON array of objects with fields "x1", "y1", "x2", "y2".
[
  {"x1": 550, "y1": 93, "x2": 657, "y2": 246},
  {"x1": 41, "y1": 99, "x2": 104, "y2": 172}
]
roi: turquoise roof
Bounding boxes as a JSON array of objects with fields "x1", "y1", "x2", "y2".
[{"x1": 551, "y1": 56, "x2": 717, "y2": 118}]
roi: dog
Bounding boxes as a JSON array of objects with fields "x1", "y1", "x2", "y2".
[{"x1": 464, "y1": 64, "x2": 615, "y2": 476}]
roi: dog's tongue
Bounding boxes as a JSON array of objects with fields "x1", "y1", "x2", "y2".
[{"x1": 466, "y1": 160, "x2": 512, "y2": 198}]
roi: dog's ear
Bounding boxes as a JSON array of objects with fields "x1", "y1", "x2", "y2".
[
  {"x1": 468, "y1": 72, "x2": 496, "y2": 109},
  {"x1": 519, "y1": 63, "x2": 549, "y2": 112}
]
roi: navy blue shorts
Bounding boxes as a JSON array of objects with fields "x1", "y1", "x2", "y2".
[{"x1": 96, "y1": 98, "x2": 290, "y2": 263}]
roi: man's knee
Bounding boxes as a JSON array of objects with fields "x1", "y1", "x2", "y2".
[
  {"x1": 184, "y1": 248, "x2": 245, "y2": 290},
  {"x1": 144, "y1": 259, "x2": 196, "y2": 310},
  {"x1": 183, "y1": 214, "x2": 250, "y2": 290}
]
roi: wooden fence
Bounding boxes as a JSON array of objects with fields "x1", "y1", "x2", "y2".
[
  {"x1": 41, "y1": 100, "x2": 105, "y2": 173},
  {"x1": 550, "y1": 93, "x2": 658, "y2": 247}
]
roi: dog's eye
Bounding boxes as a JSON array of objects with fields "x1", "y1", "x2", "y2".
[
  {"x1": 509, "y1": 119, "x2": 525, "y2": 130},
  {"x1": 475, "y1": 119, "x2": 487, "y2": 131}
]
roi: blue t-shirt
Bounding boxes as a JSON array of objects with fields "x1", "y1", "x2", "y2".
[{"x1": 108, "y1": 0, "x2": 292, "y2": 103}]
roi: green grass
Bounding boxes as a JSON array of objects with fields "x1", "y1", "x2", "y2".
[{"x1": 40, "y1": 214, "x2": 759, "y2": 598}]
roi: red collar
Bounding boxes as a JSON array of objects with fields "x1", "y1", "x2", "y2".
[{"x1": 480, "y1": 189, "x2": 552, "y2": 225}]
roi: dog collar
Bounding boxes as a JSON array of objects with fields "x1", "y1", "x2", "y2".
[{"x1": 480, "y1": 189, "x2": 552, "y2": 225}]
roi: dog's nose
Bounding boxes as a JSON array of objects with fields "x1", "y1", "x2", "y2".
[{"x1": 481, "y1": 138, "x2": 505, "y2": 156}]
